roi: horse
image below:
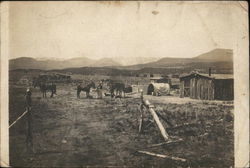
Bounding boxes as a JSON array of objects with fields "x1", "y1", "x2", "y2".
[
  {"x1": 40, "y1": 83, "x2": 57, "y2": 98},
  {"x1": 106, "y1": 80, "x2": 125, "y2": 98},
  {"x1": 32, "y1": 77, "x2": 42, "y2": 88},
  {"x1": 77, "y1": 81, "x2": 95, "y2": 98}
]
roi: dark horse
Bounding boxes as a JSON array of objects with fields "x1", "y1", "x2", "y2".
[
  {"x1": 106, "y1": 80, "x2": 125, "y2": 98},
  {"x1": 40, "y1": 83, "x2": 57, "y2": 98},
  {"x1": 77, "y1": 82, "x2": 95, "y2": 98}
]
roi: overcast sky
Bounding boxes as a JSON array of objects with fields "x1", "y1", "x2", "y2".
[{"x1": 9, "y1": 1, "x2": 247, "y2": 62}]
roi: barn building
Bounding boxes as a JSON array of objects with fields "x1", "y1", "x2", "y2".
[{"x1": 180, "y1": 72, "x2": 234, "y2": 100}]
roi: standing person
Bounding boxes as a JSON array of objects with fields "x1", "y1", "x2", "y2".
[
  {"x1": 97, "y1": 81, "x2": 103, "y2": 99},
  {"x1": 25, "y1": 87, "x2": 32, "y2": 109},
  {"x1": 50, "y1": 82, "x2": 57, "y2": 98},
  {"x1": 25, "y1": 87, "x2": 33, "y2": 153}
]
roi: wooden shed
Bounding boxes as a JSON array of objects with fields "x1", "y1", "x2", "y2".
[{"x1": 180, "y1": 72, "x2": 233, "y2": 100}]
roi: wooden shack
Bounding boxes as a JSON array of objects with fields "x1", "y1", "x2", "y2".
[{"x1": 180, "y1": 72, "x2": 233, "y2": 100}]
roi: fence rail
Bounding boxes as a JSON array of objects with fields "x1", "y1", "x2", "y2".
[{"x1": 9, "y1": 110, "x2": 28, "y2": 129}]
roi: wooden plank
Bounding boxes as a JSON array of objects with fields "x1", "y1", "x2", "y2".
[
  {"x1": 147, "y1": 139, "x2": 183, "y2": 148},
  {"x1": 190, "y1": 78, "x2": 192, "y2": 98},
  {"x1": 138, "y1": 104, "x2": 144, "y2": 133},
  {"x1": 137, "y1": 150, "x2": 187, "y2": 162},
  {"x1": 143, "y1": 100, "x2": 169, "y2": 141},
  {"x1": 180, "y1": 81, "x2": 184, "y2": 98},
  {"x1": 9, "y1": 110, "x2": 28, "y2": 128}
]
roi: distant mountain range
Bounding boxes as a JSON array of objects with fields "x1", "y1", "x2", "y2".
[
  {"x1": 9, "y1": 48, "x2": 233, "y2": 74},
  {"x1": 124, "y1": 48, "x2": 233, "y2": 70},
  {"x1": 9, "y1": 57, "x2": 121, "y2": 70}
]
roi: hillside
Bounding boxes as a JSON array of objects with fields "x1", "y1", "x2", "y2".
[{"x1": 195, "y1": 48, "x2": 233, "y2": 62}]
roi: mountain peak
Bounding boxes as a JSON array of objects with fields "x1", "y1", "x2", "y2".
[
  {"x1": 92, "y1": 58, "x2": 121, "y2": 67},
  {"x1": 195, "y1": 48, "x2": 233, "y2": 62}
]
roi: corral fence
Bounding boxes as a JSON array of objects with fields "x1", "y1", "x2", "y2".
[{"x1": 136, "y1": 90, "x2": 233, "y2": 163}]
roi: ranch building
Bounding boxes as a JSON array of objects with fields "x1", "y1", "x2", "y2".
[
  {"x1": 135, "y1": 73, "x2": 162, "y2": 78},
  {"x1": 150, "y1": 77, "x2": 171, "y2": 84},
  {"x1": 180, "y1": 72, "x2": 234, "y2": 100},
  {"x1": 135, "y1": 73, "x2": 150, "y2": 78},
  {"x1": 131, "y1": 84, "x2": 148, "y2": 93}
]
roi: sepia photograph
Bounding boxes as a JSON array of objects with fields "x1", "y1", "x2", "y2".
[{"x1": 0, "y1": 1, "x2": 249, "y2": 167}]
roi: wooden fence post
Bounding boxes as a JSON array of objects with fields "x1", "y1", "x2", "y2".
[
  {"x1": 25, "y1": 88, "x2": 33, "y2": 153},
  {"x1": 139, "y1": 104, "x2": 144, "y2": 133},
  {"x1": 26, "y1": 106, "x2": 33, "y2": 152},
  {"x1": 140, "y1": 89, "x2": 144, "y2": 103},
  {"x1": 139, "y1": 90, "x2": 144, "y2": 133}
]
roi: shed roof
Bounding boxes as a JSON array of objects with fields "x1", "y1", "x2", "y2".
[
  {"x1": 198, "y1": 73, "x2": 233, "y2": 79},
  {"x1": 180, "y1": 72, "x2": 233, "y2": 80}
]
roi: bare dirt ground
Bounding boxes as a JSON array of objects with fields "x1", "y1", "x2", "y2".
[{"x1": 9, "y1": 84, "x2": 233, "y2": 168}]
